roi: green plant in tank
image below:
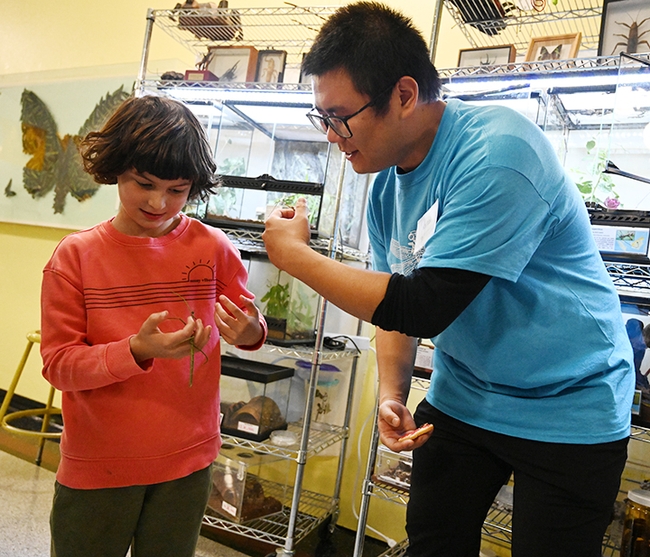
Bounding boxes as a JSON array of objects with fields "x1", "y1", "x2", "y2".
[
  {"x1": 269, "y1": 193, "x2": 320, "y2": 227},
  {"x1": 573, "y1": 139, "x2": 620, "y2": 209},
  {"x1": 288, "y1": 285, "x2": 316, "y2": 334},
  {"x1": 217, "y1": 156, "x2": 246, "y2": 176},
  {"x1": 260, "y1": 270, "x2": 290, "y2": 320}
]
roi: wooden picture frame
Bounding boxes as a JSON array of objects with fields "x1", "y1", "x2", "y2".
[
  {"x1": 207, "y1": 46, "x2": 258, "y2": 83},
  {"x1": 298, "y1": 52, "x2": 311, "y2": 85},
  {"x1": 255, "y1": 50, "x2": 287, "y2": 83},
  {"x1": 525, "y1": 33, "x2": 582, "y2": 62},
  {"x1": 457, "y1": 45, "x2": 516, "y2": 67},
  {"x1": 598, "y1": 0, "x2": 650, "y2": 57}
]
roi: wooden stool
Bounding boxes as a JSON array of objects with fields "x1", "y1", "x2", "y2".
[{"x1": 0, "y1": 330, "x2": 62, "y2": 466}]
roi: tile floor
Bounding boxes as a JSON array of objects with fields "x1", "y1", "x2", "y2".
[{"x1": 0, "y1": 450, "x2": 251, "y2": 557}]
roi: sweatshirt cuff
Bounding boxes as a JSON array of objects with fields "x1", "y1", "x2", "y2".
[
  {"x1": 236, "y1": 317, "x2": 268, "y2": 351},
  {"x1": 105, "y1": 337, "x2": 154, "y2": 380}
]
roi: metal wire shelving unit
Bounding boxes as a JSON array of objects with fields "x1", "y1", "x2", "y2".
[
  {"x1": 436, "y1": 0, "x2": 602, "y2": 55},
  {"x1": 136, "y1": 8, "x2": 371, "y2": 556},
  {"x1": 141, "y1": 6, "x2": 338, "y2": 78},
  {"x1": 357, "y1": 422, "x2": 650, "y2": 557}
]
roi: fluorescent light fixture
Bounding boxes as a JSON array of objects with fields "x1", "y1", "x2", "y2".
[{"x1": 164, "y1": 86, "x2": 312, "y2": 106}]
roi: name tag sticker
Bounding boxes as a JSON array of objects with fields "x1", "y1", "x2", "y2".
[{"x1": 414, "y1": 200, "x2": 439, "y2": 254}]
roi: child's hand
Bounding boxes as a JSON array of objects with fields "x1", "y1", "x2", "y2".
[
  {"x1": 130, "y1": 311, "x2": 211, "y2": 364},
  {"x1": 215, "y1": 295, "x2": 263, "y2": 347}
]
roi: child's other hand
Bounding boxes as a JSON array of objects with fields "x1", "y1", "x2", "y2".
[
  {"x1": 130, "y1": 311, "x2": 212, "y2": 364},
  {"x1": 215, "y1": 295, "x2": 263, "y2": 347}
]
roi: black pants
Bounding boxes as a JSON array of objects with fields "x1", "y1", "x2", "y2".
[{"x1": 406, "y1": 401, "x2": 628, "y2": 557}]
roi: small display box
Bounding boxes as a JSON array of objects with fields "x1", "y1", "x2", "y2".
[
  {"x1": 200, "y1": 174, "x2": 324, "y2": 236},
  {"x1": 373, "y1": 444, "x2": 412, "y2": 491},
  {"x1": 220, "y1": 355, "x2": 294, "y2": 441},
  {"x1": 207, "y1": 447, "x2": 286, "y2": 524}
]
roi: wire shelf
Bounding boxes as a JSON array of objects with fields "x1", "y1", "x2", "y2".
[
  {"x1": 222, "y1": 227, "x2": 370, "y2": 263},
  {"x1": 377, "y1": 538, "x2": 409, "y2": 557},
  {"x1": 368, "y1": 479, "x2": 410, "y2": 506},
  {"x1": 443, "y1": 0, "x2": 603, "y2": 53},
  {"x1": 149, "y1": 6, "x2": 337, "y2": 74},
  {"x1": 221, "y1": 422, "x2": 347, "y2": 459},
  {"x1": 203, "y1": 476, "x2": 334, "y2": 546},
  {"x1": 438, "y1": 53, "x2": 627, "y2": 78}
]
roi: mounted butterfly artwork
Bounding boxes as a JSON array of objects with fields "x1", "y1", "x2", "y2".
[
  {"x1": 21, "y1": 87, "x2": 129, "y2": 214},
  {"x1": 525, "y1": 33, "x2": 582, "y2": 62},
  {"x1": 0, "y1": 75, "x2": 132, "y2": 229}
]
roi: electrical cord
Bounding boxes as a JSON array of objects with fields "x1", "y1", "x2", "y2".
[{"x1": 350, "y1": 345, "x2": 398, "y2": 549}]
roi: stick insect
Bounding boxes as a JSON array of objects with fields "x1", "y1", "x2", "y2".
[
  {"x1": 171, "y1": 291, "x2": 209, "y2": 387},
  {"x1": 610, "y1": 15, "x2": 650, "y2": 55}
]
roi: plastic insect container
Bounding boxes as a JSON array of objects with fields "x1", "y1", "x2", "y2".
[
  {"x1": 621, "y1": 488, "x2": 650, "y2": 556},
  {"x1": 219, "y1": 355, "x2": 294, "y2": 441},
  {"x1": 372, "y1": 444, "x2": 413, "y2": 491},
  {"x1": 206, "y1": 447, "x2": 287, "y2": 524}
]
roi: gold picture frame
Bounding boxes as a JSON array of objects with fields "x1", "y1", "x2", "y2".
[{"x1": 525, "y1": 33, "x2": 582, "y2": 62}]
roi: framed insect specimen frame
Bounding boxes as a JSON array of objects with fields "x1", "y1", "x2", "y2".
[
  {"x1": 207, "y1": 46, "x2": 258, "y2": 83},
  {"x1": 525, "y1": 33, "x2": 582, "y2": 62},
  {"x1": 255, "y1": 50, "x2": 287, "y2": 83},
  {"x1": 598, "y1": 0, "x2": 650, "y2": 57},
  {"x1": 457, "y1": 45, "x2": 516, "y2": 68}
]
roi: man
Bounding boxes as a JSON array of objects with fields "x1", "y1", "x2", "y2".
[{"x1": 262, "y1": 3, "x2": 634, "y2": 556}]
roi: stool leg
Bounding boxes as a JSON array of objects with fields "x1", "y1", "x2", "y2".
[
  {"x1": 0, "y1": 340, "x2": 34, "y2": 423},
  {"x1": 36, "y1": 385, "x2": 57, "y2": 467}
]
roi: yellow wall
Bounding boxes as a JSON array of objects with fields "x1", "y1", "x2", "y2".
[{"x1": 0, "y1": 0, "x2": 469, "y2": 548}]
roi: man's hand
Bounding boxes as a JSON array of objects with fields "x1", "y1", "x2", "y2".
[
  {"x1": 378, "y1": 399, "x2": 432, "y2": 452},
  {"x1": 262, "y1": 197, "x2": 311, "y2": 272},
  {"x1": 214, "y1": 295, "x2": 263, "y2": 347}
]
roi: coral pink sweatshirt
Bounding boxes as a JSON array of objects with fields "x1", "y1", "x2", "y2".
[{"x1": 41, "y1": 214, "x2": 265, "y2": 489}]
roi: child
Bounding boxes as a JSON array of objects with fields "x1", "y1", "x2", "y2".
[{"x1": 40, "y1": 94, "x2": 266, "y2": 557}]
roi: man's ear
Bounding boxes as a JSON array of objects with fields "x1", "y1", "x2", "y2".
[{"x1": 395, "y1": 76, "x2": 419, "y2": 115}]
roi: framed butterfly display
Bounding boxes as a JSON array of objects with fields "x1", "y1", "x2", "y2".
[{"x1": 525, "y1": 33, "x2": 582, "y2": 62}]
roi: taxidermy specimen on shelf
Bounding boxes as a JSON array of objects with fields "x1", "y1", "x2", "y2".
[
  {"x1": 173, "y1": 0, "x2": 243, "y2": 41},
  {"x1": 20, "y1": 86, "x2": 130, "y2": 213}
]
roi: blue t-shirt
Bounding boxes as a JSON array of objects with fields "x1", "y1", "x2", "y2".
[{"x1": 367, "y1": 99, "x2": 634, "y2": 444}]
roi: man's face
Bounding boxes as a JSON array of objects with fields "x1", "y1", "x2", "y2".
[{"x1": 311, "y1": 69, "x2": 400, "y2": 175}]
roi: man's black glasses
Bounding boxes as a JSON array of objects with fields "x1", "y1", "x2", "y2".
[{"x1": 306, "y1": 83, "x2": 396, "y2": 139}]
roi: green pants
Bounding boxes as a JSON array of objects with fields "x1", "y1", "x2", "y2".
[{"x1": 50, "y1": 466, "x2": 212, "y2": 557}]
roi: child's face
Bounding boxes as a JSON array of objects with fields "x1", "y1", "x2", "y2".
[{"x1": 112, "y1": 169, "x2": 192, "y2": 237}]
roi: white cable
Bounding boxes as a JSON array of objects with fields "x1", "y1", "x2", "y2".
[{"x1": 350, "y1": 346, "x2": 398, "y2": 548}]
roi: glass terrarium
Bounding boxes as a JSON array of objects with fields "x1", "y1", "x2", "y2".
[
  {"x1": 220, "y1": 355, "x2": 294, "y2": 441},
  {"x1": 201, "y1": 174, "x2": 323, "y2": 235},
  {"x1": 246, "y1": 257, "x2": 320, "y2": 345},
  {"x1": 207, "y1": 446, "x2": 289, "y2": 524},
  {"x1": 177, "y1": 90, "x2": 368, "y2": 248}
]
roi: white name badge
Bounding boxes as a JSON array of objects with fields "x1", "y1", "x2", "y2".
[{"x1": 413, "y1": 200, "x2": 439, "y2": 254}]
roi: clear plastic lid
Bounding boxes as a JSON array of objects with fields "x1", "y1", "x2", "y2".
[{"x1": 628, "y1": 488, "x2": 650, "y2": 508}]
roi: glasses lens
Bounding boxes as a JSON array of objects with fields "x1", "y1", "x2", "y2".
[
  {"x1": 327, "y1": 117, "x2": 352, "y2": 139},
  {"x1": 307, "y1": 113, "x2": 328, "y2": 134}
]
